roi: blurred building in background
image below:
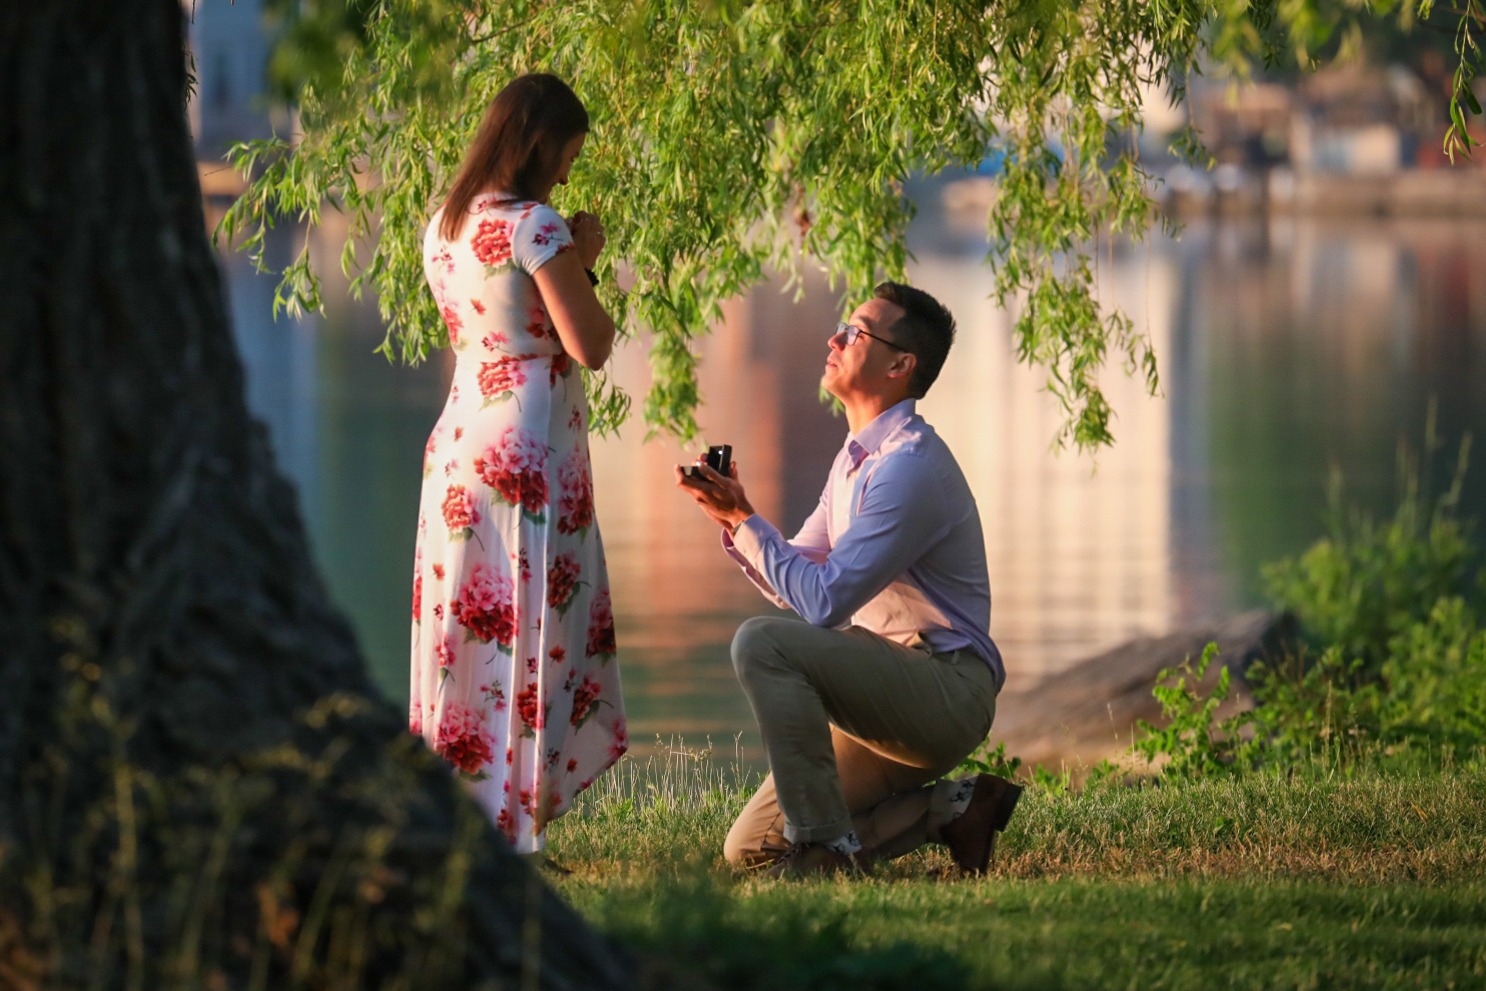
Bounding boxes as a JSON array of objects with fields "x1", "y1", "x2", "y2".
[
  {"x1": 184, "y1": 0, "x2": 277, "y2": 197},
  {"x1": 1157, "y1": 57, "x2": 1486, "y2": 217}
]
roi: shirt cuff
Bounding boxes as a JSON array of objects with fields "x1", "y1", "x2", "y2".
[
  {"x1": 725, "y1": 514, "x2": 777, "y2": 565},
  {"x1": 720, "y1": 515, "x2": 791, "y2": 609}
]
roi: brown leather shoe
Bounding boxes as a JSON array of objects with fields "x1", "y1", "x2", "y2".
[
  {"x1": 939, "y1": 773, "x2": 1023, "y2": 876},
  {"x1": 765, "y1": 842, "x2": 874, "y2": 879}
]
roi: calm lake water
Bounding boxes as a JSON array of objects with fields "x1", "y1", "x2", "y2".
[{"x1": 211, "y1": 187, "x2": 1486, "y2": 761}]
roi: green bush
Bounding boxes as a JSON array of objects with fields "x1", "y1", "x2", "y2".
[
  {"x1": 1131, "y1": 643, "x2": 1250, "y2": 778},
  {"x1": 1376, "y1": 597, "x2": 1486, "y2": 750},
  {"x1": 1261, "y1": 443, "x2": 1475, "y2": 675},
  {"x1": 1244, "y1": 646, "x2": 1385, "y2": 765},
  {"x1": 1135, "y1": 435, "x2": 1486, "y2": 777}
]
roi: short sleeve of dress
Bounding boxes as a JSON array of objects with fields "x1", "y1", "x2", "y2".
[{"x1": 511, "y1": 204, "x2": 575, "y2": 276}]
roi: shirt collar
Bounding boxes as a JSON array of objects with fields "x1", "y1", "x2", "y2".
[{"x1": 845, "y1": 398, "x2": 917, "y2": 468}]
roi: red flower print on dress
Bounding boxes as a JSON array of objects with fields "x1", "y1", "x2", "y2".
[
  {"x1": 531, "y1": 221, "x2": 563, "y2": 247},
  {"x1": 441, "y1": 303, "x2": 463, "y2": 345},
  {"x1": 556, "y1": 448, "x2": 595, "y2": 535},
  {"x1": 408, "y1": 705, "x2": 423, "y2": 736},
  {"x1": 570, "y1": 675, "x2": 603, "y2": 727},
  {"x1": 430, "y1": 245, "x2": 454, "y2": 273},
  {"x1": 441, "y1": 485, "x2": 481, "y2": 538},
  {"x1": 470, "y1": 298, "x2": 486, "y2": 315},
  {"x1": 471, "y1": 218, "x2": 513, "y2": 269},
  {"x1": 516, "y1": 683, "x2": 545, "y2": 733},
  {"x1": 411, "y1": 574, "x2": 422, "y2": 621},
  {"x1": 547, "y1": 552, "x2": 581, "y2": 612},
  {"x1": 549, "y1": 645, "x2": 566, "y2": 664},
  {"x1": 586, "y1": 587, "x2": 617, "y2": 659},
  {"x1": 474, "y1": 426, "x2": 549, "y2": 516},
  {"x1": 549, "y1": 353, "x2": 571, "y2": 386},
  {"x1": 477, "y1": 358, "x2": 526, "y2": 403},
  {"x1": 525, "y1": 305, "x2": 549, "y2": 339},
  {"x1": 566, "y1": 758, "x2": 578, "y2": 773},
  {"x1": 567, "y1": 406, "x2": 582, "y2": 431},
  {"x1": 495, "y1": 807, "x2": 515, "y2": 840},
  {"x1": 609, "y1": 716, "x2": 629, "y2": 762},
  {"x1": 434, "y1": 701, "x2": 496, "y2": 775},
  {"x1": 434, "y1": 633, "x2": 458, "y2": 671},
  {"x1": 481, "y1": 331, "x2": 509, "y2": 350},
  {"x1": 453, "y1": 564, "x2": 516, "y2": 647}
]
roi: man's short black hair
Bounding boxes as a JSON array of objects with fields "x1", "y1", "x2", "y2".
[{"x1": 872, "y1": 281, "x2": 956, "y2": 398}]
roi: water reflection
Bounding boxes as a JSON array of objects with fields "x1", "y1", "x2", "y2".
[{"x1": 212, "y1": 200, "x2": 1486, "y2": 761}]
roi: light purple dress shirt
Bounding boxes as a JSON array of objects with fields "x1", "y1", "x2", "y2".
[{"x1": 723, "y1": 399, "x2": 1005, "y2": 690}]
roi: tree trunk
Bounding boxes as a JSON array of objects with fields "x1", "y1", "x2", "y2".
[{"x1": 0, "y1": 4, "x2": 637, "y2": 988}]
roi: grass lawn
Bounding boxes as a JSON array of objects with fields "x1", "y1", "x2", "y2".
[{"x1": 547, "y1": 744, "x2": 1486, "y2": 990}]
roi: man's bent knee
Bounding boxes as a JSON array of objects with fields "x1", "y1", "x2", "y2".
[{"x1": 729, "y1": 615, "x2": 797, "y2": 683}]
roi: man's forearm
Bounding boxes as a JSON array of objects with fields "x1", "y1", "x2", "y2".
[
  {"x1": 729, "y1": 516, "x2": 849, "y2": 626},
  {"x1": 722, "y1": 517, "x2": 791, "y2": 610}
]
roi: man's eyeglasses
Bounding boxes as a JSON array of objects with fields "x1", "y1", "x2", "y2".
[{"x1": 833, "y1": 321, "x2": 912, "y2": 353}]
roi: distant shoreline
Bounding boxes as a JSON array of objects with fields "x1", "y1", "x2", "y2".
[
  {"x1": 933, "y1": 166, "x2": 1486, "y2": 223},
  {"x1": 1167, "y1": 166, "x2": 1486, "y2": 219}
]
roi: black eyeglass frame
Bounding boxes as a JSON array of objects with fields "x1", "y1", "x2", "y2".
[{"x1": 833, "y1": 321, "x2": 913, "y2": 354}]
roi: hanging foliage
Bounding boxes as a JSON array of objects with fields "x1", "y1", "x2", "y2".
[{"x1": 222, "y1": 0, "x2": 1482, "y2": 446}]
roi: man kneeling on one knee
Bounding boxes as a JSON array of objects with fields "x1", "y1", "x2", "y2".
[{"x1": 676, "y1": 282, "x2": 1021, "y2": 879}]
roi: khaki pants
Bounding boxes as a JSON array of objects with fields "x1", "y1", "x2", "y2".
[{"x1": 724, "y1": 616, "x2": 1000, "y2": 866}]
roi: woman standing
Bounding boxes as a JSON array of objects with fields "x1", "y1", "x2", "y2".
[{"x1": 410, "y1": 74, "x2": 625, "y2": 853}]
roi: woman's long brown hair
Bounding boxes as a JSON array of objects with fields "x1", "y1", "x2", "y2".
[{"x1": 438, "y1": 73, "x2": 589, "y2": 242}]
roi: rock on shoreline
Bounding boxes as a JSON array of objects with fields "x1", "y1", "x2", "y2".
[{"x1": 992, "y1": 611, "x2": 1298, "y2": 773}]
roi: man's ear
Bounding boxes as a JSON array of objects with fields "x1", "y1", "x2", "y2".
[{"x1": 887, "y1": 352, "x2": 916, "y2": 384}]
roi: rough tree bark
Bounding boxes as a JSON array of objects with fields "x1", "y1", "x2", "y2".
[{"x1": 0, "y1": 3, "x2": 639, "y2": 988}]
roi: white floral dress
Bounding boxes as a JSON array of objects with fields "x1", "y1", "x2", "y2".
[{"x1": 410, "y1": 195, "x2": 626, "y2": 852}]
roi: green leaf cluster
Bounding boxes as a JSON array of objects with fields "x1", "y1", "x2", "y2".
[
  {"x1": 1131, "y1": 642, "x2": 1240, "y2": 779},
  {"x1": 1428, "y1": 0, "x2": 1486, "y2": 161},
  {"x1": 221, "y1": 0, "x2": 1483, "y2": 443}
]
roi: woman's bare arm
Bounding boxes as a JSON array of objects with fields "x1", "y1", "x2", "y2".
[{"x1": 533, "y1": 216, "x2": 614, "y2": 369}]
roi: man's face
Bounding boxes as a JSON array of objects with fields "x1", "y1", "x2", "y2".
[{"x1": 822, "y1": 297, "x2": 909, "y2": 401}]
